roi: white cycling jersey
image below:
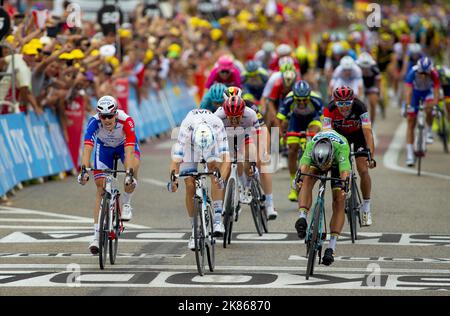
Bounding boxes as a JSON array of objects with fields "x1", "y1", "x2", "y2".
[
  {"x1": 172, "y1": 109, "x2": 229, "y2": 163},
  {"x1": 330, "y1": 64, "x2": 363, "y2": 96},
  {"x1": 262, "y1": 71, "x2": 281, "y2": 98}
]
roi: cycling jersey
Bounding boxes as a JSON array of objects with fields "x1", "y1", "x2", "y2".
[
  {"x1": 323, "y1": 98, "x2": 372, "y2": 135},
  {"x1": 205, "y1": 66, "x2": 242, "y2": 89},
  {"x1": 172, "y1": 109, "x2": 229, "y2": 163},
  {"x1": 361, "y1": 65, "x2": 381, "y2": 93},
  {"x1": 300, "y1": 129, "x2": 351, "y2": 173},
  {"x1": 84, "y1": 110, "x2": 136, "y2": 148},
  {"x1": 330, "y1": 64, "x2": 363, "y2": 96},
  {"x1": 277, "y1": 91, "x2": 323, "y2": 121},
  {"x1": 405, "y1": 66, "x2": 440, "y2": 92},
  {"x1": 84, "y1": 110, "x2": 140, "y2": 179},
  {"x1": 241, "y1": 69, "x2": 269, "y2": 100},
  {"x1": 215, "y1": 106, "x2": 261, "y2": 133},
  {"x1": 266, "y1": 76, "x2": 300, "y2": 107}
]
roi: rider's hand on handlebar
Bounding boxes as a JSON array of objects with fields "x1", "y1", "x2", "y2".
[
  {"x1": 77, "y1": 170, "x2": 89, "y2": 186},
  {"x1": 367, "y1": 158, "x2": 376, "y2": 169},
  {"x1": 167, "y1": 171, "x2": 179, "y2": 193}
]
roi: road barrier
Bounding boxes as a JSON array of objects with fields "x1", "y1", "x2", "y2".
[{"x1": 0, "y1": 81, "x2": 196, "y2": 198}]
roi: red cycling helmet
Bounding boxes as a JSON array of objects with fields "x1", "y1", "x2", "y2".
[
  {"x1": 223, "y1": 96, "x2": 246, "y2": 117},
  {"x1": 333, "y1": 86, "x2": 355, "y2": 102},
  {"x1": 400, "y1": 34, "x2": 411, "y2": 45}
]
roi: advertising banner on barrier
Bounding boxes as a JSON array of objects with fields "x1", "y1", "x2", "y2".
[
  {"x1": 115, "y1": 78, "x2": 129, "y2": 114},
  {"x1": 0, "y1": 110, "x2": 74, "y2": 196},
  {"x1": 65, "y1": 96, "x2": 86, "y2": 168}
]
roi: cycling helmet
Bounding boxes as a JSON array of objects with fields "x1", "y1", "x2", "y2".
[
  {"x1": 293, "y1": 80, "x2": 311, "y2": 98},
  {"x1": 311, "y1": 138, "x2": 334, "y2": 171},
  {"x1": 356, "y1": 52, "x2": 375, "y2": 68},
  {"x1": 332, "y1": 42, "x2": 344, "y2": 55},
  {"x1": 223, "y1": 96, "x2": 246, "y2": 117},
  {"x1": 400, "y1": 34, "x2": 411, "y2": 45},
  {"x1": 217, "y1": 55, "x2": 234, "y2": 71},
  {"x1": 295, "y1": 46, "x2": 308, "y2": 61},
  {"x1": 333, "y1": 86, "x2": 355, "y2": 102},
  {"x1": 321, "y1": 32, "x2": 330, "y2": 41},
  {"x1": 209, "y1": 83, "x2": 227, "y2": 103},
  {"x1": 262, "y1": 41, "x2": 275, "y2": 53},
  {"x1": 278, "y1": 56, "x2": 294, "y2": 68},
  {"x1": 245, "y1": 60, "x2": 260, "y2": 73},
  {"x1": 276, "y1": 43, "x2": 292, "y2": 56},
  {"x1": 416, "y1": 56, "x2": 433, "y2": 73},
  {"x1": 223, "y1": 86, "x2": 243, "y2": 99},
  {"x1": 282, "y1": 70, "x2": 297, "y2": 87},
  {"x1": 340, "y1": 56, "x2": 355, "y2": 70},
  {"x1": 408, "y1": 43, "x2": 422, "y2": 56},
  {"x1": 192, "y1": 123, "x2": 215, "y2": 153},
  {"x1": 97, "y1": 95, "x2": 118, "y2": 114}
]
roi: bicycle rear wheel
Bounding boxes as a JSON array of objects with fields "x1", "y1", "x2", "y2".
[
  {"x1": 109, "y1": 197, "x2": 120, "y2": 264},
  {"x1": 306, "y1": 202, "x2": 322, "y2": 280},
  {"x1": 99, "y1": 194, "x2": 110, "y2": 270},
  {"x1": 205, "y1": 204, "x2": 215, "y2": 272},
  {"x1": 223, "y1": 179, "x2": 235, "y2": 248},
  {"x1": 250, "y1": 178, "x2": 263, "y2": 236}
]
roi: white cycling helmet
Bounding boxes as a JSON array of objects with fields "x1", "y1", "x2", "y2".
[
  {"x1": 192, "y1": 123, "x2": 215, "y2": 154},
  {"x1": 276, "y1": 44, "x2": 292, "y2": 56},
  {"x1": 340, "y1": 56, "x2": 355, "y2": 70},
  {"x1": 332, "y1": 42, "x2": 344, "y2": 55},
  {"x1": 356, "y1": 52, "x2": 375, "y2": 68},
  {"x1": 262, "y1": 41, "x2": 275, "y2": 53},
  {"x1": 408, "y1": 43, "x2": 422, "y2": 56},
  {"x1": 278, "y1": 56, "x2": 294, "y2": 67},
  {"x1": 97, "y1": 95, "x2": 118, "y2": 114}
]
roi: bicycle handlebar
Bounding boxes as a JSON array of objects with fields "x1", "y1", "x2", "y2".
[{"x1": 82, "y1": 166, "x2": 133, "y2": 176}]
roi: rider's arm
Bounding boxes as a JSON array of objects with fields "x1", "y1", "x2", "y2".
[
  {"x1": 122, "y1": 117, "x2": 137, "y2": 171},
  {"x1": 322, "y1": 106, "x2": 333, "y2": 130},
  {"x1": 404, "y1": 69, "x2": 415, "y2": 105},
  {"x1": 81, "y1": 117, "x2": 100, "y2": 168},
  {"x1": 276, "y1": 96, "x2": 292, "y2": 125},
  {"x1": 360, "y1": 110, "x2": 375, "y2": 155}
]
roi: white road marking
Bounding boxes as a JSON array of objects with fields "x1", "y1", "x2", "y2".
[
  {"x1": 141, "y1": 178, "x2": 167, "y2": 188},
  {"x1": 0, "y1": 206, "x2": 148, "y2": 229},
  {"x1": 383, "y1": 121, "x2": 450, "y2": 180},
  {"x1": 288, "y1": 255, "x2": 450, "y2": 264},
  {"x1": 0, "y1": 264, "x2": 449, "y2": 274},
  {"x1": 236, "y1": 233, "x2": 288, "y2": 240},
  {"x1": 0, "y1": 253, "x2": 185, "y2": 259}
]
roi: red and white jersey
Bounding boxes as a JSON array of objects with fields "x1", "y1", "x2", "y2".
[{"x1": 84, "y1": 110, "x2": 136, "y2": 148}]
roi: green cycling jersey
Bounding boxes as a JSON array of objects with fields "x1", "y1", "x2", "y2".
[{"x1": 300, "y1": 130, "x2": 351, "y2": 173}]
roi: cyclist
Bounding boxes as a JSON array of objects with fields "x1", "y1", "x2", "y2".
[
  {"x1": 205, "y1": 55, "x2": 242, "y2": 89},
  {"x1": 199, "y1": 82, "x2": 227, "y2": 112},
  {"x1": 356, "y1": 52, "x2": 381, "y2": 126},
  {"x1": 269, "y1": 44, "x2": 300, "y2": 72},
  {"x1": 254, "y1": 41, "x2": 276, "y2": 70},
  {"x1": 78, "y1": 95, "x2": 139, "y2": 255},
  {"x1": 404, "y1": 57, "x2": 441, "y2": 166},
  {"x1": 294, "y1": 130, "x2": 351, "y2": 266},
  {"x1": 276, "y1": 80, "x2": 323, "y2": 202},
  {"x1": 241, "y1": 60, "x2": 269, "y2": 101},
  {"x1": 168, "y1": 108, "x2": 230, "y2": 250},
  {"x1": 323, "y1": 86, "x2": 376, "y2": 226},
  {"x1": 329, "y1": 56, "x2": 364, "y2": 98},
  {"x1": 216, "y1": 96, "x2": 278, "y2": 220},
  {"x1": 436, "y1": 64, "x2": 450, "y2": 123}
]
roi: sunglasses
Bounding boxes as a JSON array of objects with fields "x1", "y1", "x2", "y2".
[
  {"x1": 219, "y1": 70, "x2": 230, "y2": 75},
  {"x1": 336, "y1": 100, "x2": 353, "y2": 107},
  {"x1": 99, "y1": 113, "x2": 116, "y2": 120}
]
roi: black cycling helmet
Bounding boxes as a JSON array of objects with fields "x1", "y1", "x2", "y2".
[{"x1": 311, "y1": 138, "x2": 334, "y2": 171}]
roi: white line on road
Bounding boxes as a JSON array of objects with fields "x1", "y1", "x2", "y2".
[
  {"x1": 141, "y1": 178, "x2": 167, "y2": 188},
  {"x1": 0, "y1": 206, "x2": 149, "y2": 229},
  {"x1": 0, "y1": 264, "x2": 449, "y2": 274},
  {"x1": 383, "y1": 121, "x2": 450, "y2": 180}
]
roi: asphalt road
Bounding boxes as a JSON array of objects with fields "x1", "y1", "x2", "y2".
[{"x1": 0, "y1": 102, "x2": 449, "y2": 297}]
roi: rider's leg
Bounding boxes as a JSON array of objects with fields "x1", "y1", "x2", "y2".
[
  {"x1": 406, "y1": 105, "x2": 417, "y2": 164},
  {"x1": 208, "y1": 161, "x2": 224, "y2": 223},
  {"x1": 356, "y1": 156, "x2": 371, "y2": 213},
  {"x1": 288, "y1": 142, "x2": 300, "y2": 181},
  {"x1": 328, "y1": 187, "x2": 346, "y2": 253},
  {"x1": 94, "y1": 178, "x2": 106, "y2": 237},
  {"x1": 425, "y1": 98, "x2": 435, "y2": 142},
  {"x1": 368, "y1": 92, "x2": 378, "y2": 125}
]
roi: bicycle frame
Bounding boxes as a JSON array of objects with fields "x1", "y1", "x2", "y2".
[{"x1": 223, "y1": 135, "x2": 240, "y2": 220}]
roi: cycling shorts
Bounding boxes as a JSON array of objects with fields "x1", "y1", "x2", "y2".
[
  {"x1": 408, "y1": 90, "x2": 434, "y2": 117},
  {"x1": 308, "y1": 166, "x2": 343, "y2": 190},
  {"x1": 442, "y1": 85, "x2": 450, "y2": 99},
  {"x1": 286, "y1": 114, "x2": 322, "y2": 145},
  {"x1": 94, "y1": 141, "x2": 140, "y2": 180},
  {"x1": 364, "y1": 86, "x2": 380, "y2": 95}
]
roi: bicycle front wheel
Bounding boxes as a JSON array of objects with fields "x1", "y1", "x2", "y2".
[
  {"x1": 99, "y1": 195, "x2": 110, "y2": 270},
  {"x1": 193, "y1": 198, "x2": 206, "y2": 276},
  {"x1": 223, "y1": 179, "x2": 236, "y2": 248},
  {"x1": 250, "y1": 179, "x2": 263, "y2": 236},
  {"x1": 306, "y1": 201, "x2": 322, "y2": 279},
  {"x1": 205, "y1": 204, "x2": 215, "y2": 272},
  {"x1": 109, "y1": 197, "x2": 120, "y2": 264}
]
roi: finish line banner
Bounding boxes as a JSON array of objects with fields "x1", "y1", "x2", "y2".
[{"x1": 0, "y1": 110, "x2": 74, "y2": 196}]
